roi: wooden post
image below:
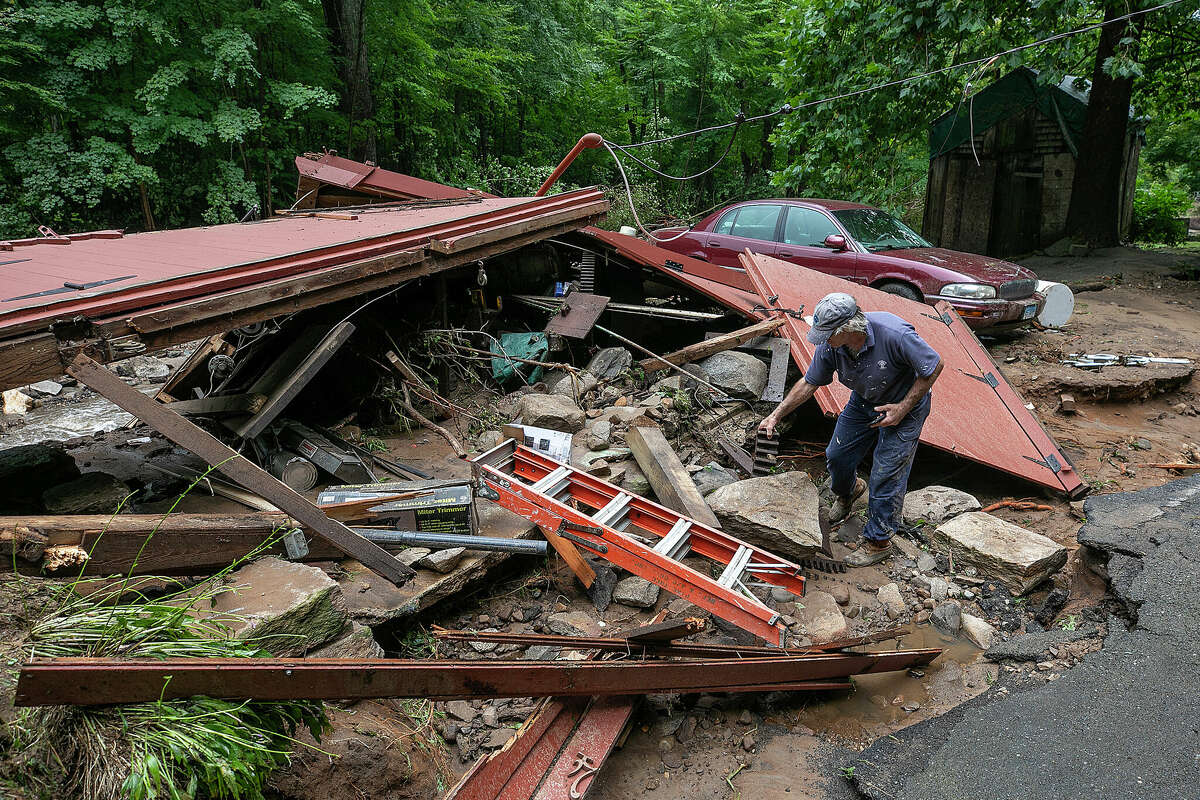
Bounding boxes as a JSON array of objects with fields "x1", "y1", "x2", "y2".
[
  {"x1": 65, "y1": 354, "x2": 415, "y2": 586},
  {"x1": 625, "y1": 426, "x2": 722, "y2": 529},
  {"x1": 638, "y1": 317, "x2": 785, "y2": 374}
]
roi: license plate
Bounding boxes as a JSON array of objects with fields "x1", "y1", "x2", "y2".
[{"x1": 1022, "y1": 303, "x2": 1037, "y2": 320}]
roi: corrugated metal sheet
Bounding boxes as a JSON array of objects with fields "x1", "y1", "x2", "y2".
[
  {"x1": 581, "y1": 229, "x2": 1083, "y2": 497},
  {"x1": 0, "y1": 190, "x2": 604, "y2": 337},
  {"x1": 296, "y1": 153, "x2": 476, "y2": 201}
]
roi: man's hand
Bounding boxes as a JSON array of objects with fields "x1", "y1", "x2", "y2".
[
  {"x1": 871, "y1": 403, "x2": 909, "y2": 428},
  {"x1": 759, "y1": 414, "x2": 778, "y2": 437}
]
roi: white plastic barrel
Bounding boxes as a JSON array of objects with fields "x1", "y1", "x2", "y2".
[
  {"x1": 618, "y1": 225, "x2": 638, "y2": 237},
  {"x1": 1035, "y1": 280, "x2": 1074, "y2": 328}
]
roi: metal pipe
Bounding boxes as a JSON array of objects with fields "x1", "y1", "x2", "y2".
[
  {"x1": 351, "y1": 528, "x2": 548, "y2": 555},
  {"x1": 535, "y1": 133, "x2": 604, "y2": 196}
]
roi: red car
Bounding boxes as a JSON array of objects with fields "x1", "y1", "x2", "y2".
[{"x1": 654, "y1": 199, "x2": 1044, "y2": 329}]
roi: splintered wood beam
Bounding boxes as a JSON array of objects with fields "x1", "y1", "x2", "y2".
[
  {"x1": 625, "y1": 425, "x2": 722, "y2": 529},
  {"x1": 161, "y1": 392, "x2": 268, "y2": 417},
  {"x1": 0, "y1": 513, "x2": 346, "y2": 576},
  {"x1": 65, "y1": 354, "x2": 415, "y2": 586},
  {"x1": 638, "y1": 317, "x2": 785, "y2": 374}
]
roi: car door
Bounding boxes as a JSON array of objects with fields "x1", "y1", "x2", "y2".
[
  {"x1": 776, "y1": 206, "x2": 858, "y2": 281},
  {"x1": 702, "y1": 203, "x2": 782, "y2": 268}
]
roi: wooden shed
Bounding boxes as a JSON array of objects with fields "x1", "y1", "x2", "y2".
[{"x1": 922, "y1": 68, "x2": 1143, "y2": 257}]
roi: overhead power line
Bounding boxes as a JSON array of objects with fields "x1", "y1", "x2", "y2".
[{"x1": 604, "y1": 0, "x2": 1190, "y2": 241}]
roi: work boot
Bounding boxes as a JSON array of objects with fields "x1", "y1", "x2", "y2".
[
  {"x1": 844, "y1": 539, "x2": 893, "y2": 567},
  {"x1": 828, "y1": 477, "x2": 867, "y2": 524}
]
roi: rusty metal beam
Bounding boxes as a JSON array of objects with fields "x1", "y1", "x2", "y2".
[
  {"x1": 64, "y1": 355, "x2": 414, "y2": 586},
  {"x1": 432, "y1": 628, "x2": 914, "y2": 659},
  {"x1": 15, "y1": 651, "x2": 941, "y2": 706}
]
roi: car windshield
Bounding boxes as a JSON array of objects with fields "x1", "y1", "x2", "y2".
[{"x1": 832, "y1": 208, "x2": 931, "y2": 252}]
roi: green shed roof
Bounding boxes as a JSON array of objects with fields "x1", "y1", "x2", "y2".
[{"x1": 928, "y1": 67, "x2": 1091, "y2": 159}]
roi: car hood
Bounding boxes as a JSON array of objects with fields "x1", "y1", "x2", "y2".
[{"x1": 875, "y1": 248, "x2": 1037, "y2": 284}]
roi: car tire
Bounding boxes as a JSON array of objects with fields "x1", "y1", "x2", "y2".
[{"x1": 876, "y1": 281, "x2": 922, "y2": 302}]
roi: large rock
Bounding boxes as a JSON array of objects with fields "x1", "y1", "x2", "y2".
[
  {"x1": 795, "y1": 589, "x2": 848, "y2": 643},
  {"x1": 309, "y1": 621, "x2": 384, "y2": 659},
  {"x1": 877, "y1": 583, "x2": 906, "y2": 619},
  {"x1": 42, "y1": 472, "x2": 131, "y2": 514},
  {"x1": 516, "y1": 394, "x2": 586, "y2": 433},
  {"x1": 417, "y1": 547, "x2": 467, "y2": 573},
  {"x1": 0, "y1": 444, "x2": 80, "y2": 512},
  {"x1": 692, "y1": 462, "x2": 739, "y2": 497},
  {"x1": 24, "y1": 380, "x2": 63, "y2": 398},
  {"x1": 902, "y1": 485, "x2": 981, "y2": 527},
  {"x1": 621, "y1": 462, "x2": 653, "y2": 496},
  {"x1": 706, "y1": 472, "x2": 823, "y2": 560},
  {"x1": 208, "y1": 557, "x2": 349, "y2": 656},
  {"x1": 550, "y1": 371, "x2": 599, "y2": 399},
  {"x1": 613, "y1": 575, "x2": 661, "y2": 609},
  {"x1": 586, "y1": 347, "x2": 633, "y2": 380},
  {"x1": 930, "y1": 602, "x2": 961, "y2": 636},
  {"x1": 930, "y1": 512, "x2": 1068, "y2": 594},
  {"x1": 546, "y1": 610, "x2": 602, "y2": 637},
  {"x1": 960, "y1": 612, "x2": 998, "y2": 649},
  {"x1": 114, "y1": 355, "x2": 172, "y2": 381},
  {"x1": 697, "y1": 351, "x2": 768, "y2": 399}
]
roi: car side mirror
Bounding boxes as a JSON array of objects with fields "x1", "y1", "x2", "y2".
[{"x1": 824, "y1": 234, "x2": 848, "y2": 251}]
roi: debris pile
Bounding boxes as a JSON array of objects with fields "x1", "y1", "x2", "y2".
[{"x1": 4, "y1": 154, "x2": 1158, "y2": 800}]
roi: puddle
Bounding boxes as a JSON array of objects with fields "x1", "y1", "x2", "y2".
[{"x1": 788, "y1": 624, "x2": 987, "y2": 742}]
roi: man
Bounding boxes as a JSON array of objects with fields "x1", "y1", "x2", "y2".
[{"x1": 759, "y1": 292, "x2": 943, "y2": 566}]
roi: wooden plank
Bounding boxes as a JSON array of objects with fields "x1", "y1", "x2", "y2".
[
  {"x1": 625, "y1": 426, "x2": 721, "y2": 529},
  {"x1": 639, "y1": 317, "x2": 784, "y2": 374},
  {"x1": 544, "y1": 293, "x2": 610, "y2": 339},
  {"x1": 64, "y1": 354, "x2": 415, "y2": 586},
  {"x1": 428, "y1": 201, "x2": 610, "y2": 254},
  {"x1": 761, "y1": 337, "x2": 790, "y2": 402},
  {"x1": 162, "y1": 392, "x2": 267, "y2": 417},
  {"x1": 619, "y1": 617, "x2": 705, "y2": 643},
  {"x1": 232, "y1": 322, "x2": 355, "y2": 439},
  {"x1": 0, "y1": 513, "x2": 349, "y2": 576}
]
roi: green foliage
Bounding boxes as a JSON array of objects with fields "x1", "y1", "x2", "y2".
[
  {"x1": 1132, "y1": 177, "x2": 1191, "y2": 245},
  {"x1": 1, "y1": 0, "x2": 1197, "y2": 239}
]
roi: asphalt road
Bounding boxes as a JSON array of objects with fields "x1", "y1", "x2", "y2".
[{"x1": 839, "y1": 476, "x2": 1200, "y2": 800}]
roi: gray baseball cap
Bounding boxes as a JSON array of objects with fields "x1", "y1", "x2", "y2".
[{"x1": 806, "y1": 292, "x2": 859, "y2": 344}]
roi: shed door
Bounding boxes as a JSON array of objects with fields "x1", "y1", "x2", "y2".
[{"x1": 990, "y1": 156, "x2": 1042, "y2": 257}]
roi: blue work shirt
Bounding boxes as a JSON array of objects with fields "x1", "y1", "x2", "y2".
[{"x1": 804, "y1": 312, "x2": 941, "y2": 405}]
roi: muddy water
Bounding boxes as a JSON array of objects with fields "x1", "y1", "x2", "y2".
[{"x1": 792, "y1": 625, "x2": 987, "y2": 743}]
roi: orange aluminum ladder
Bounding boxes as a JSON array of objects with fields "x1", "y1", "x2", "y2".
[{"x1": 472, "y1": 440, "x2": 807, "y2": 645}]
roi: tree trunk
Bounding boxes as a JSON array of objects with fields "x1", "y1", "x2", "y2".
[
  {"x1": 321, "y1": 0, "x2": 377, "y2": 162},
  {"x1": 1064, "y1": 2, "x2": 1142, "y2": 247}
]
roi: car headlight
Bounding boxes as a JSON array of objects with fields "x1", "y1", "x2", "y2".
[{"x1": 941, "y1": 283, "x2": 997, "y2": 299}]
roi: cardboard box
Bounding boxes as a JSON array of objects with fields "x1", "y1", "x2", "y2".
[{"x1": 317, "y1": 480, "x2": 475, "y2": 536}]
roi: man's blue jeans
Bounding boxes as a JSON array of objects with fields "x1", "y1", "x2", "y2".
[{"x1": 826, "y1": 391, "x2": 931, "y2": 543}]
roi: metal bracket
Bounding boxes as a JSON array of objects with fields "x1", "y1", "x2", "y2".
[
  {"x1": 282, "y1": 529, "x2": 309, "y2": 560},
  {"x1": 922, "y1": 311, "x2": 955, "y2": 326},
  {"x1": 1023, "y1": 453, "x2": 1063, "y2": 474},
  {"x1": 555, "y1": 520, "x2": 608, "y2": 553},
  {"x1": 965, "y1": 371, "x2": 999, "y2": 388},
  {"x1": 663, "y1": 259, "x2": 684, "y2": 272}
]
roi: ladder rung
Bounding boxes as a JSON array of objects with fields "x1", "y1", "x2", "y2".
[
  {"x1": 592, "y1": 492, "x2": 631, "y2": 527},
  {"x1": 653, "y1": 519, "x2": 693, "y2": 560},
  {"x1": 530, "y1": 466, "x2": 570, "y2": 493},
  {"x1": 717, "y1": 545, "x2": 753, "y2": 588}
]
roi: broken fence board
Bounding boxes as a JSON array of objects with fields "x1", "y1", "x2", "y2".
[
  {"x1": 65, "y1": 354, "x2": 415, "y2": 586},
  {"x1": 625, "y1": 425, "x2": 721, "y2": 529}
]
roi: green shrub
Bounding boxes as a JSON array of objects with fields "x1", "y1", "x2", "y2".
[{"x1": 1132, "y1": 178, "x2": 1192, "y2": 245}]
